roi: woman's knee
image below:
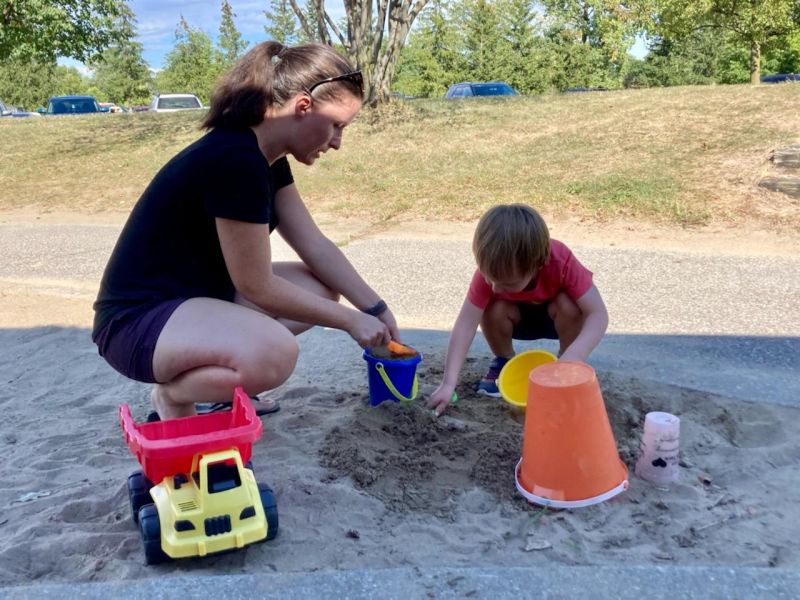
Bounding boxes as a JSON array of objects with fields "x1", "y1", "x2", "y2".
[
  {"x1": 320, "y1": 281, "x2": 339, "y2": 303},
  {"x1": 274, "y1": 262, "x2": 340, "y2": 303},
  {"x1": 241, "y1": 330, "x2": 299, "y2": 392}
]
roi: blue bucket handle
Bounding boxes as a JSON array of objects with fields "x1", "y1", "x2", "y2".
[{"x1": 374, "y1": 362, "x2": 419, "y2": 403}]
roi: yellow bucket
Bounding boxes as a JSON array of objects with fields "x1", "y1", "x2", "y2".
[{"x1": 497, "y1": 349, "x2": 557, "y2": 410}]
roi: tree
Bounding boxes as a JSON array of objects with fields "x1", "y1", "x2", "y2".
[
  {"x1": 0, "y1": 57, "x2": 57, "y2": 108},
  {"x1": 218, "y1": 0, "x2": 248, "y2": 70},
  {"x1": 495, "y1": 0, "x2": 552, "y2": 93},
  {"x1": 646, "y1": 0, "x2": 800, "y2": 83},
  {"x1": 763, "y1": 29, "x2": 800, "y2": 74},
  {"x1": 156, "y1": 17, "x2": 219, "y2": 103},
  {"x1": 91, "y1": 4, "x2": 152, "y2": 105},
  {"x1": 541, "y1": 0, "x2": 639, "y2": 62},
  {"x1": 53, "y1": 65, "x2": 95, "y2": 97},
  {"x1": 623, "y1": 29, "x2": 736, "y2": 87},
  {"x1": 394, "y1": 1, "x2": 465, "y2": 96},
  {"x1": 287, "y1": 0, "x2": 432, "y2": 104},
  {"x1": 460, "y1": 0, "x2": 503, "y2": 81},
  {"x1": 0, "y1": 0, "x2": 123, "y2": 61},
  {"x1": 264, "y1": 0, "x2": 301, "y2": 43}
]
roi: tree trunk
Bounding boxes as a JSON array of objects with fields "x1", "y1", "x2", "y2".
[
  {"x1": 750, "y1": 40, "x2": 760, "y2": 85},
  {"x1": 288, "y1": 0, "x2": 429, "y2": 104}
]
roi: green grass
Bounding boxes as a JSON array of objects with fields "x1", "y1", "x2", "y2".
[{"x1": 2, "y1": 84, "x2": 798, "y2": 230}]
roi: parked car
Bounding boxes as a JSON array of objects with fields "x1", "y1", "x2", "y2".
[
  {"x1": 761, "y1": 73, "x2": 800, "y2": 83},
  {"x1": 2, "y1": 99, "x2": 42, "y2": 118},
  {"x1": 10, "y1": 110, "x2": 41, "y2": 118},
  {"x1": 445, "y1": 81, "x2": 518, "y2": 98},
  {"x1": 564, "y1": 86, "x2": 608, "y2": 93},
  {"x1": 99, "y1": 102, "x2": 124, "y2": 113},
  {"x1": 149, "y1": 93, "x2": 204, "y2": 112},
  {"x1": 46, "y1": 95, "x2": 101, "y2": 115},
  {"x1": 390, "y1": 91, "x2": 418, "y2": 100}
]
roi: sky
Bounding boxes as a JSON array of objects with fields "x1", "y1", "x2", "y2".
[
  {"x1": 61, "y1": 0, "x2": 646, "y2": 73},
  {"x1": 128, "y1": 0, "x2": 279, "y2": 70},
  {"x1": 130, "y1": 0, "x2": 345, "y2": 70}
]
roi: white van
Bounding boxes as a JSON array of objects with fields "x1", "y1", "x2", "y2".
[{"x1": 149, "y1": 94, "x2": 204, "y2": 112}]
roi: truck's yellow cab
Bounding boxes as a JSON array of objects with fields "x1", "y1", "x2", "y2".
[{"x1": 149, "y1": 449, "x2": 268, "y2": 558}]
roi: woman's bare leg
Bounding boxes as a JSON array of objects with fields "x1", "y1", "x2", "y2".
[
  {"x1": 151, "y1": 298, "x2": 298, "y2": 419},
  {"x1": 234, "y1": 261, "x2": 340, "y2": 334},
  {"x1": 151, "y1": 262, "x2": 338, "y2": 419}
]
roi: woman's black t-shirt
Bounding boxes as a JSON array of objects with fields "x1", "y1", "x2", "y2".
[{"x1": 92, "y1": 127, "x2": 294, "y2": 335}]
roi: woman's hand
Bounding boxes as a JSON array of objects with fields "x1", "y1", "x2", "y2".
[
  {"x1": 348, "y1": 311, "x2": 391, "y2": 349},
  {"x1": 377, "y1": 307, "x2": 401, "y2": 341},
  {"x1": 427, "y1": 382, "x2": 456, "y2": 417}
]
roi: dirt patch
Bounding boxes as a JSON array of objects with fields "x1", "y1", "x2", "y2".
[{"x1": 320, "y1": 381, "x2": 521, "y2": 518}]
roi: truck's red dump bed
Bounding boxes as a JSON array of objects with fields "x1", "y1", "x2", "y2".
[{"x1": 119, "y1": 387, "x2": 263, "y2": 484}]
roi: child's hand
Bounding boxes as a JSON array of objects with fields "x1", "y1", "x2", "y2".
[{"x1": 427, "y1": 383, "x2": 456, "y2": 417}]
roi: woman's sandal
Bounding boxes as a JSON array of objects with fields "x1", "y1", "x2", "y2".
[{"x1": 146, "y1": 396, "x2": 280, "y2": 423}]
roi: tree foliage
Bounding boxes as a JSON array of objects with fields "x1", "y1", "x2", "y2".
[
  {"x1": 90, "y1": 4, "x2": 152, "y2": 105},
  {"x1": 0, "y1": 0, "x2": 123, "y2": 61},
  {"x1": 644, "y1": 0, "x2": 800, "y2": 83},
  {"x1": 156, "y1": 17, "x2": 219, "y2": 103},
  {"x1": 218, "y1": 0, "x2": 248, "y2": 70},
  {"x1": 394, "y1": 2, "x2": 465, "y2": 95},
  {"x1": 0, "y1": 58, "x2": 56, "y2": 108},
  {"x1": 264, "y1": 0, "x2": 301, "y2": 43}
]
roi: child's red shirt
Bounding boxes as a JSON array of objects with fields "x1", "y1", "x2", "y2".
[{"x1": 467, "y1": 239, "x2": 594, "y2": 309}]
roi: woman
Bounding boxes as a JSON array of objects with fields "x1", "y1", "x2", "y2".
[{"x1": 93, "y1": 42, "x2": 398, "y2": 420}]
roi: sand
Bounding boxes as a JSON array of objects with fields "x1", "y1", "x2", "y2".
[
  {"x1": 0, "y1": 212, "x2": 798, "y2": 586},
  {"x1": 1, "y1": 329, "x2": 798, "y2": 585}
]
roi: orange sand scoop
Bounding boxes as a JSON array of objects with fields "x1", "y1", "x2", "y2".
[
  {"x1": 388, "y1": 340, "x2": 418, "y2": 357},
  {"x1": 370, "y1": 340, "x2": 419, "y2": 359}
]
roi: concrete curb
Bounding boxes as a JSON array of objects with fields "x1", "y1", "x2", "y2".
[{"x1": 3, "y1": 565, "x2": 797, "y2": 599}]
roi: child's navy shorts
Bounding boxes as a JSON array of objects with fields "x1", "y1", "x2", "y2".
[
  {"x1": 512, "y1": 301, "x2": 558, "y2": 340},
  {"x1": 92, "y1": 299, "x2": 185, "y2": 383}
]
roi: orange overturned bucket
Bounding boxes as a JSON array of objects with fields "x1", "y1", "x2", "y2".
[{"x1": 515, "y1": 361, "x2": 628, "y2": 509}]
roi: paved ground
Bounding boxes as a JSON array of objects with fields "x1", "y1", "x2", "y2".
[
  {"x1": 2, "y1": 221, "x2": 799, "y2": 406},
  {"x1": 3, "y1": 565, "x2": 800, "y2": 599},
  {"x1": 1, "y1": 219, "x2": 799, "y2": 597}
]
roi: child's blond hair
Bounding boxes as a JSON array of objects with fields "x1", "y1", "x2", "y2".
[{"x1": 472, "y1": 204, "x2": 551, "y2": 281}]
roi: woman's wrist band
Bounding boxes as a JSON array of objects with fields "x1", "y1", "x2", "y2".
[{"x1": 362, "y1": 299, "x2": 388, "y2": 316}]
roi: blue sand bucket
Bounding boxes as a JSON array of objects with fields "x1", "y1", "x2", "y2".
[{"x1": 362, "y1": 349, "x2": 422, "y2": 406}]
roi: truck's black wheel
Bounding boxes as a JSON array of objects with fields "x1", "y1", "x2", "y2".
[
  {"x1": 127, "y1": 470, "x2": 153, "y2": 525},
  {"x1": 258, "y1": 484, "x2": 279, "y2": 541},
  {"x1": 138, "y1": 504, "x2": 170, "y2": 565}
]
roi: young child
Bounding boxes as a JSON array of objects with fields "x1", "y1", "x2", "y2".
[{"x1": 427, "y1": 204, "x2": 608, "y2": 416}]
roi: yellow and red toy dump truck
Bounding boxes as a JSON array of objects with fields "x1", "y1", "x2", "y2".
[{"x1": 119, "y1": 387, "x2": 278, "y2": 564}]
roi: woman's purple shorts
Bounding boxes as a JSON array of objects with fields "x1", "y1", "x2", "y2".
[{"x1": 92, "y1": 299, "x2": 185, "y2": 383}]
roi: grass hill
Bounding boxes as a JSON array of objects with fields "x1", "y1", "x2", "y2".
[{"x1": 1, "y1": 84, "x2": 798, "y2": 232}]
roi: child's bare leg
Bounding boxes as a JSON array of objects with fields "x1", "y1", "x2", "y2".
[
  {"x1": 548, "y1": 292, "x2": 585, "y2": 355},
  {"x1": 481, "y1": 299, "x2": 520, "y2": 358}
]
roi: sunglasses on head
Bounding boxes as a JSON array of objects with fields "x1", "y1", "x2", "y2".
[{"x1": 307, "y1": 70, "x2": 364, "y2": 97}]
